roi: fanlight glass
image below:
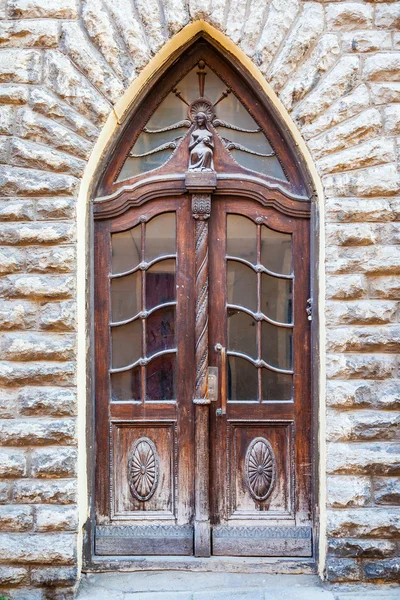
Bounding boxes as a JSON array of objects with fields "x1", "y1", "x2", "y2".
[{"x1": 116, "y1": 64, "x2": 287, "y2": 182}]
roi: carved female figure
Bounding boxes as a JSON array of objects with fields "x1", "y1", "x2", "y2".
[{"x1": 188, "y1": 112, "x2": 214, "y2": 171}]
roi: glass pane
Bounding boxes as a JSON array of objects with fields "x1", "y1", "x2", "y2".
[
  {"x1": 111, "y1": 368, "x2": 141, "y2": 401},
  {"x1": 146, "y1": 259, "x2": 176, "y2": 310},
  {"x1": 228, "y1": 355, "x2": 258, "y2": 401},
  {"x1": 261, "y1": 274, "x2": 292, "y2": 324},
  {"x1": 117, "y1": 148, "x2": 174, "y2": 180},
  {"x1": 201, "y1": 68, "x2": 227, "y2": 105},
  {"x1": 227, "y1": 260, "x2": 257, "y2": 312},
  {"x1": 227, "y1": 215, "x2": 257, "y2": 264},
  {"x1": 111, "y1": 225, "x2": 141, "y2": 274},
  {"x1": 146, "y1": 92, "x2": 188, "y2": 129},
  {"x1": 227, "y1": 309, "x2": 257, "y2": 359},
  {"x1": 146, "y1": 354, "x2": 175, "y2": 400},
  {"x1": 111, "y1": 271, "x2": 141, "y2": 322},
  {"x1": 147, "y1": 306, "x2": 175, "y2": 357},
  {"x1": 262, "y1": 369, "x2": 292, "y2": 401},
  {"x1": 216, "y1": 92, "x2": 259, "y2": 131},
  {"x1": 261, "y1": 226, "x2": 292, "y2": 275},
  {"x1": 145, "y1": 213, "x2": 176, "y2": 262},
  {"x1": 262, "y1": 322, "x2": 292, "y2": 371},
  {"x1": 111, "y1": 320, "x2": 141, "y2": 369},
  {"x1": 230, "y1": 149, "x2": 287, "y2": 181}
]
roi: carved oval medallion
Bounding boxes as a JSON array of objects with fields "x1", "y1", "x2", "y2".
[
  {"x1": 128, "y1": 437, "x2": 159, "y2": 502},
  {"x1": 245, "y1": 437, "x2": 276, "y2": 501}
]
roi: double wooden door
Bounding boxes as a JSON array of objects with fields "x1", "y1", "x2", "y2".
[{"x1": 94, "y1": 191, "x2": 312, "y2": 558}]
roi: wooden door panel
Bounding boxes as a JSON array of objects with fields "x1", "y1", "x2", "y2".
[{"x1": 227, "y1": 421, "x2": 293, "y2": 519}]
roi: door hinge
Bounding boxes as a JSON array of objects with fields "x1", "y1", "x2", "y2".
[{"x1": 306, "y1": 298, "x2": 313, "y2": 321}]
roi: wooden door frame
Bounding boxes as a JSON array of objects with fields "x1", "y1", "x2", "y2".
[{"x1": 82, "y1": 33, "x2": 322, "y2": 573}]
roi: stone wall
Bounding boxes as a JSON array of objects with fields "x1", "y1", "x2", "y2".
[{"x1": 0, "y1": 0, "x2": 399, "y2": 597}]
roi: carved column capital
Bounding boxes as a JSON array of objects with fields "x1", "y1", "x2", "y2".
[{"x1": 192, "y1": 194, "x2": 211, "y2": 220}]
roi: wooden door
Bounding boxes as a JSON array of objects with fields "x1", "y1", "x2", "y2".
[
  {"x1": 94, "y1": 197, "x2": 197, "y2": 555},
  {"x1": 91, "y1": 36, "x2": 314, "y2": 562},
  {"x1": 209, "y1": 197, "x2": 312, "y2": 557}
]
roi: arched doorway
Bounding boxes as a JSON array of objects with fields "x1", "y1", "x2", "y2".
[{"x1": 90, "y1": 34, "x2": 315, "y2": 563}]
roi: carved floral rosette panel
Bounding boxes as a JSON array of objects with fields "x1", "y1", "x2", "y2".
[
  {"x1": 128, "y1": 437, "x2": 159, "y2": 502},
  {"x1": 245, "y1": 437, "x2": 276, "y2": 501}
]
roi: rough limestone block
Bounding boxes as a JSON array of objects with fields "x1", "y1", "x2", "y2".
[
  {"x1": 368, "y1": 276, "x2": 400, "y2": 299},
  {"x1": 268, "y1": 2, "x2": 324, "y2": 91},
  {"x1": 30, "y1": 566, "x2": 77, "y2": 586},
  {"x1": 307, "y1": 107, "x2": 381, "y2": 160},
  {"x1": 60, "y1": 22, "x2": 124, "y2": 104},
  {"x1": 326, "y1": 223, "x2": 377, "y2": 245},
  {"x1": 328, "y1": 538, "x2": 397, "y2": 559},
  {"x1": 31, "y1": 447, "x2": 77, "y2": 477},
  {"x1": 0, "y1": 566, "x2": 27, "y2": 585},
  {"x1": 0, "y1": 84, "x2": 28, "y2": 104},
  {"x1": 43, "y1": 50, "x2": 111, "y2": 125},
  {"x1": 0, "y1": 448, "x2": 26, "y2": 477},
  {"x1": 26, "y1": 246, "x2": 76, "y2": 274},
  {"x1": 326, "y1": 246, "x2": 400, "y2": 275},
  {"x1": 327, "y1": 442, "x2": 400, "y2": 475},
  {"x1": 163, "y1": 0, "x2": 189, "y2": 36},
  {"x1": 364, "y1": 558, "x2": 400, "y2": 582},
  {"x1": 256, "y1": 0, "x2": 300, "y2": 73},
  {"x1": 384, "y1": 105, "x2": 400, "y2": 135},
  {"x1": 39, "y1": 300, "x2": 76, "y2": 331},
  {"x1": 11, "y1": 138, "x2": 86, "y2": 178},
  {"x1": 326, "y1": 198, "x2": 394, "y2": 223},
  {"x1": 8, "y1": 0, "x2": 78, "y2": 19},
  {"x1": 35, "y1": 505, "x2": 78, "y2": 532},
  {"x1": 19, "y1": 386, "x2": 77, "y2": 416},
  {"x1": 327, "y1": 508, "x2": 400, "y2": 538},
  {"x1": 0, "y1": 105, "x2": 14, "y2": 135},
  {"x1": 294, "y1": 56, "x2": 360, "y2": 125},
  {"x1": 370, "y1": 83, "x2": 400, "y2": 105},
  {"x1": 323, "y1": 164, "x2": 399, "y2": 198},
  {"x1": 12, "y1": 478, "x2": 76, "y2": 504},
  {"x1": 0, "y1": 247, "x2": 25, "y2": 275},
  {"x1": 0, "y1": 361, "x2": 76, "y2": 386},
  {"x1": 0, "y1": 199, "x2": 34, "y2": 221},
  {"x1": 0, "y1": 222, "x2": 75, "y2": 245},
  {"x1": 0, "y1": 387, "x2": 17, "y2": 417},
  {"x1": 374, "y1": 477, "x2": 400, "y2": 505},
  {"x1": 0, "y1": 19, "x2": 58, "y2": 47},
  {"x1": 0, "y1": 274, "x2": 75, "y2": 299},
  {"x1": 135, "y1": 0, "x2": 166, "y2": 54},
  {"x1": 326, "y1": 354, "x2": 397, "y2": 379},
  {"x1": 0, "y1": 505, "x2": 33, "y2": 531},
  {"x1": 36, "y1": 198, "x2": 75, "y2": 220},
  {"x1": 301, "y1": 84, "x2": 370, "y2": 140},
  {"x1": 325, "y1": 558, "x2": 362, "y2": 582},
  {"x1": 326, "y1": 409, "x2": 400, "y2": 441},
  {"x1": 0, "y1": 165, "x2": 78, "y2": 197},
  {"x1": 326, "y1": 325, "x2": 400, "y2": 353},
  {"x1": 0, "y1": 418, "x2": 76, "y2": 446},
  {"x1": 342, "y1": 30, "x2": 392, "y2": 52},
  {"x1": 326, "y1": 274, "x2": 367, "y2": 300},
  {"x1": 0, "y1": 532, "x2": 76, "y2": 564},
  {"x1": 326, "y1": 2, "x2": 373, "y2": 30},
  {"x1": 327, "y1": 475, "x2": 371, "y2": 507},
  {"x1": 325, "y1": 300, "x2": 399, "y2": 325},
  {"x1": 318, "y1": 138, "x2": 395, "y2": 176},
  {"x1": 239, "y1": 0, "x2": 269, "y2": 56},
  {"x1": 375, "y1": 3, "x2": 400, "y2": 29},
  {"x1": 0, "y1": 49, "x2": 41, "y2": 84},
  {"x1": 364, "y1": 53, "x2": 400, "y2": 81},
  {"x1": 0, "y1": 332, "x2": 75, "y2": 361}
]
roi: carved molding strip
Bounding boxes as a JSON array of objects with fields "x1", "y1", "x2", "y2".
[
  {"x1": 128, "y1": 437, "x2": 159, "y2": 502},
  {"x1": 245, "y1": 437, "x2": 276, "y2": 501},
  {"x1": 213, "y1": 526, "x2": 311, "y2": 539},
  {"x1": 97, "y1": 525, "x2": 193, "y2": 538},
  {"x1": 194, "y1": 215, "x2": 209, "y2": 404}
]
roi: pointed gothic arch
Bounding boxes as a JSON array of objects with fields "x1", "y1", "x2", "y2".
[{"x1": 86, "y1": 32, "x2": 319, "y2": 570}]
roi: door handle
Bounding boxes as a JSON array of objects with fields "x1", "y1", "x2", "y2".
[{"x1": 215, "y1": 343, "x2": 227, "y2": 415}]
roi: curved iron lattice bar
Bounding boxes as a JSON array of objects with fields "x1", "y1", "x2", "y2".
[
  {"x1": 226, "y1": 255, "x2": 293, "y2": 280},
  {"x1": 228, "y1": 350, "x2": 293, "y2": 375},
  {"x1": 110, "y1": 301, "x2": 177, "y2": 328},
  {"x1": 110, "y1": 254, "x2": 176, "y2": 279},
  {"x1": 110, "y1": 348, "x2": 176, "y2": 374},
  {"x1": 143, "y1": 120, "x2": 191, "y2": 134},
  {"x1": 222, "y1": 138, "x2": 275, "y2": 158},
  {"x1": 227, "y1": 304, "x2": 293, "y2": 328},
  {"x1": 212, "y1": 119, "x2": 261, "y2": 133},
  {"x1": 129, "y1": 139, "x2": 183, "y2": 158}
]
